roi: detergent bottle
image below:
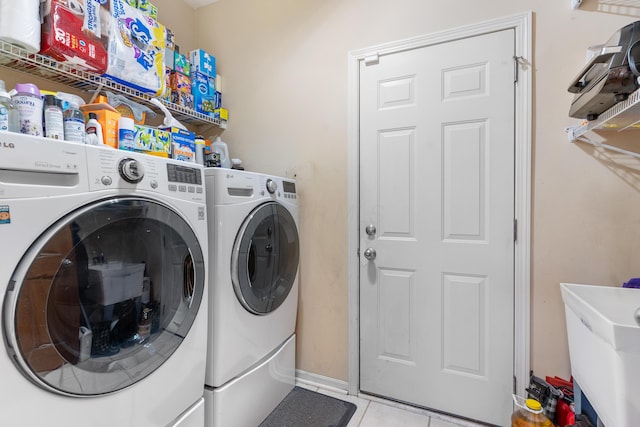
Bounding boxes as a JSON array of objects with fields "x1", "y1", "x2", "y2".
[
  {"x1": 12, "y1": 82, "x2": 43, "y2": 136},
  {"x1": 0, "y1": 79, "x2": 19, "y2": 132},
  {"x1": 210, "y1": 136, "x2": 230, "y2": 168}
]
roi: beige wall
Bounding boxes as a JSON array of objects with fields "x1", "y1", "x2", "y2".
[{"x1": 193, "y1": 0, "x2": 640, "y2": 383}]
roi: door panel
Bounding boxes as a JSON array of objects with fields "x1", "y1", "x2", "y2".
[{"x1": 359, "y1": 29, "x2": 515, "y2": 425}]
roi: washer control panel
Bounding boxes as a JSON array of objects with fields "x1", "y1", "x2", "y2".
[{"x1": 86, "y1": 145, "x2": 205, "y2": 202}]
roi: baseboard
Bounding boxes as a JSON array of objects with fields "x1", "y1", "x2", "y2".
[{"x1": 295, "y1": 369, "x2": 349, "y2": 395}]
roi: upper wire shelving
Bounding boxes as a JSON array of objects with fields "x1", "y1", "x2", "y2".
[
  {"x1": 0, "y1": 40, "x2": 225, "y2": 129},
  {"x1": 566, "y1": 85, "x2": 640, "y2": 159}
]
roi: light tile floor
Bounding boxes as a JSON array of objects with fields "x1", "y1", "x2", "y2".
[{"x1": 296, "y1": 382, "x2": 490, "y2": 427}]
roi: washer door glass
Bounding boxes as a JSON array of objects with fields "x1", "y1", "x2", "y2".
[
  {"x1": 4, "y1": 197, "x2": 205, "y2": 396},
  {"x1": 232, "y1": 202, "x2": 299, "y2": 315}
]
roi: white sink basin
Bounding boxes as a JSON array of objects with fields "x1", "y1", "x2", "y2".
[{"x1": 560, "y1": 283, "x2": 640, "y2": 427}]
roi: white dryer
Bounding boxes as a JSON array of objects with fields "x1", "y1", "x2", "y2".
[
  {"x1": 203, "y1": 168, "x2": 300, "y2": 427},
  {"x1": 0, "y1": 133, "x2": 208, "y2": 427}
]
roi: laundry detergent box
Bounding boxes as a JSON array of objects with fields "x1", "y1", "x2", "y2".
[
  {"x1": 121, "y1": 124, "x2": 170, "y2": 157},
  {"x1": 80, "y1": 102, "x2": 121, "y2": 149},
  {"x1": 189, "y1": 49, "x2": 216, "y2": 77},
  {"x1": 174, "y1": 51, "x2": 191, "y2": 77},
  {"x1": 170, "y1": 91, "x2": 194, "y2": 109},
  {"x1": 162, "y1": 126, "x2": 195, "y2": 162},
  {"x1": 170, "y1": 71, "x2": 191, "y2": 92}
]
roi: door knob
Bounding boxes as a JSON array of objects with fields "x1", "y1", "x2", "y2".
[
  {"x1": 363, "y1": 247, "x2": 376, "y2": 261},
  {"x1": 365, "y1": 224, "x2": 377, "y2": 236}
]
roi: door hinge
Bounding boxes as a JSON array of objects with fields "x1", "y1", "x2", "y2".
[
  {"x1": 513, "y1": 375, "x2": 517, "y2": 394},
  {"x1": 514, "y1": 219, "x2": 518, "y2": 242},
  {"x1": 513, "y1": 56, "x2": 523, "y2": 83},
  {"x1": 364, "y1": 53, "x2": 379, "y2": 66}
]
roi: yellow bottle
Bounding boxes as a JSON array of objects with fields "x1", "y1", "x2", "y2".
[{"x1": 511, "y1": 396, "x2": 553, "y2": 427}]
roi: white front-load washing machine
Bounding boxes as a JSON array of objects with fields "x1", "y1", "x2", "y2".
[
  {"x1": 203, "y1": 168, "x2": 300, "y2": 427},
  {"x1": 0, "y1": 133, "x2": 208, "y2": 427}
]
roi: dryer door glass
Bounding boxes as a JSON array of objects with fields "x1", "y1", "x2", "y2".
[
  {"x1": 4, "y1": 197, "x2": 205, "y2": 396},
  {"x1": 232, "y1": 201, "x2": 299, "y2": 314}
]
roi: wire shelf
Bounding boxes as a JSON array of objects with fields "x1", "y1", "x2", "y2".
[
  {"x1": 598, "y1": 0, "x2": 640, "y2": 6},
  {"x1": 0, "y1": 40, "x2": 224, "y2": 128}
]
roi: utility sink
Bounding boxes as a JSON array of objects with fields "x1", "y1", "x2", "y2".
[{"x1": 560, "y1": 283, "x2": 640, "y2": 427}]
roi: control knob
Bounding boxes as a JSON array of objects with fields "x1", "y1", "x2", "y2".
[
  {"x1": 266, "y1": 178, "x2": 277, "y2": 194},
  {"x1": 118, "y1": 158, "x2": 145, "y2": 183}
]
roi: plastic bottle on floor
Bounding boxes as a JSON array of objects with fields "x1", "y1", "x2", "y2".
[{"x1": 511, "y1": 396, "x2": 553, "y2": 427}]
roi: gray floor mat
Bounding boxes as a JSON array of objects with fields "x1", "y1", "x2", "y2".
[{"x1": 259, "y1": 386, "x2": 357, "y2": 427}]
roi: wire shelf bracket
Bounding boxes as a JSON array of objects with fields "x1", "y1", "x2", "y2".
[{"x1": 566, "y1": 85, "x2": 640, "y2": 159}]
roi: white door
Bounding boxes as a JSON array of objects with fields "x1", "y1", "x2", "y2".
[{"x1": 359, "y1": 29, "x2": 515, "y2": 425}]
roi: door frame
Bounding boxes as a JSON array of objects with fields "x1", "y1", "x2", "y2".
[{"x1": 347, "y1": 11, "x2": 532, "y2": 399}]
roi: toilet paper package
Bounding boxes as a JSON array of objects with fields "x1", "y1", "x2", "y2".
[
  {"x1": 105, "y1": 0, "x2": 166, "y2": 95},
  {"x1": 0, "y1": 0, "x2": 42, "y2": 52},
  {"x1": 40, "y1": 0, "x2": 109, "y2": 73}
]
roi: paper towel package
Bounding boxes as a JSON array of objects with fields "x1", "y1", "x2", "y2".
[
  {"x1": 105, "y1": 0, "x2": 166, "y2": 95},
  {"x1": 40, "y1": 0, "x2": 109, "y2": 73},
  {"x1": 0, "y1": 0, "x2": 42, "y2": 52}
]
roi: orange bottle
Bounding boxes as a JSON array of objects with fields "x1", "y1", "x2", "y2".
[{"x1": 511, "y1": 396, "x2": 553, "y2": 427}]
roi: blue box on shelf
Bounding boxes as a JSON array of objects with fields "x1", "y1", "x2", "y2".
[{"x1": 189, "y1": 49, "x2": 216, "y2": 78}]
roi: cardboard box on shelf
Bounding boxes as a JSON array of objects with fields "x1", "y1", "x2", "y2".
[
  {"x1": 174, "y1": 52, "x2": 190, "y2": 77},
  {"x1": 79, "y1": 102, "x2": 121, "y2": 149},
  {"x1": 137, "y1": 0, "x2": 158, "y2": 20},
  {"x1": 162, "y1": 126, "x2": 195, "y2": 162},
  {"x1": 189, "y1": 49, "x2": 216, "y2": 78},
  {"x1": 165, "y1": 28, "x2": 176, "y2": 50},
  {"x1": 170, "y1": 91, "x2": 194, "y2": 109},
  {"x1": 191, "y1": 71, "x2": 216, "y2": 114},
  {"x1": 165, "y1": 47, "x2": 175, "y2": 70},
  {"x1": 213, "y1": 108, "x2": 228, "y2": 121},
  {"x1": 119, "y1": 124, "x2": 171, "y2": 157},
  {"x1": 170, "y1": 71, "x2": 191, "y2": 93}
]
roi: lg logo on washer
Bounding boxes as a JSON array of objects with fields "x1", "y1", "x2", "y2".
[{"x1": 0, "y1": 142, "x2": 15, "y2": 148}]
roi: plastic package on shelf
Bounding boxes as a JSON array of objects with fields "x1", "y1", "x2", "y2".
[
  {"x1": 105, "y1": 0, "x2": 166, "y2": 96},
  {"x1": 40, "y1": 0, "x2": 109, "y2": 73},
  {"x1": 0, "y1": 0, "x2": 41, "y2": 53}
]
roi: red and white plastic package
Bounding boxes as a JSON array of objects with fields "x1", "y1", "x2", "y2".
[{"x1": 40, "y1": 0, "x2": 109, "y2": 74}]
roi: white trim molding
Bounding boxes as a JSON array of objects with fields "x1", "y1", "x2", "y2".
[
  {"x1": 295, "y1": 369, "x2": 349, "y2": 394},
  {"x1": 347, "y1": 11, "x2": 533, "y2": 399}
]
